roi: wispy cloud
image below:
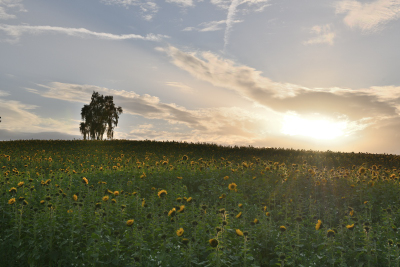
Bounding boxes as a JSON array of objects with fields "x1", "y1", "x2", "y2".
[
  {"x1": 166, "y1": 0, "x2": 194, "y2": 7},
  {"x1": 183, "y1": 19, "x2": 243, "y2": 32},
  {"x1": 220, "y1": 0, "x2": 270, "y2": 51},
  {"x1": 100, "y1": 0, "x2": 159, "y2": 21},
  {"x1": 0, "y1": 90, "x2": 10, "y2": 96},
  {"x1": 335, "y1": 0, "x2": 400, "y2": 32},
  {"x1": 224, "y1": 0, "x2": 241, "y2": 51},
  {"x1": 304, "y1": 24, "x2": 335, "y2": 45},
  {"x1": 165, "y1": 82, "x2": 194, "y2": 93},
  {"x1": 0, "y1": 0, "x2": 26, "y2": 20},
  {"x1": 0, "y1": 24, "x2": 169, "y2": 43}
]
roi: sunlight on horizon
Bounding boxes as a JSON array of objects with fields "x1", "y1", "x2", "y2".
[{"x1": 281, "y1": 114, "x2": 347, "y2": 140}]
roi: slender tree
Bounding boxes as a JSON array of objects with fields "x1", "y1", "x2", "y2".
[{"x1": 80, "y1": 91, "x2": 123, "y2": 140}]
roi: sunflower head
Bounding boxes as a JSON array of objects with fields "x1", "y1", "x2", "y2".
[
  {"x1": 236, "y1": 229, "x2": 244, "y2": 236},
  {"x1": 168, "y1": 208, "x2": 176, "y2": 217},
  {"x1": 315, "y1": 220, "x2": 323, "y2": 230},
  {"x1": 126, "y1": 219, "x2": 134, "y2": 227},
  {"x1": 228, "y1": 183, "x2": 237, "y2": 191},
  {"x1": 176, "y1": 228, "x2": 184, "y2": 237},
  {"x1": 8, "y1": 198, "x2": 16, "y2": 205},
  {"x1": 209, "y1": 238, "x2": 218, "y2": 247},
  {"x1": 158, "y1": 190, "x2": 167, "y2": 198},
  {"x1": 327, "y1": 229, "x2": 335, "y2": 238}
]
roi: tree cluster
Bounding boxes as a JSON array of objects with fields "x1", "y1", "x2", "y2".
[{"x1": 79, "y1": 91, "x2": 123, "y2": 140}]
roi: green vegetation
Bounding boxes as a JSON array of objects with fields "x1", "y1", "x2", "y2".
[{"x1": 1, "y1": 140, "x2": 400, "y2": 266}]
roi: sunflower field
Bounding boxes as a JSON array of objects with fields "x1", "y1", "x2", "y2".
[{"x1": 1, "y1": 140, "x2": 400, "y2": 266}]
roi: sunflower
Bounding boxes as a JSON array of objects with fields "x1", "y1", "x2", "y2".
[
  {"x1": 182, "y1": 238, "x2": 190, "y2": 245},
  {"x1": 315, "y1": 220, "x2": 323, "y2": 230},
  {"x1": 187, "y1": 197, "x2": 193, "y2": 203},
  {"x1": 280, "y1": 226, "x2": 286, "y2": 232},
  {"x1": 228, "y1": 183, "x2": 237, "y2": 191},
  {"x1": 158, "y1": 189, "x2": 167, "y2": 198},
  {"x1": 114, "y1": 191, "x2": 119, "y2": 196},
  {"x1": 177, "y1": 177, "x2": 183, "y2": 180},
  {"x1": 236, "y1": 229, "x2": 244, "y2": 236},
  {"x1": 8, "y1": 198, "x2": 16, "y2": 205},
  {"x1": 178, "y1": 205, "x2": 185, "y2": 213},
  {"x1": 219, "y1": 194, "x2": 226, "y2": 199},
  {"x1": 9, "y1": 187, "x2": 17, "y2": 193},
  {"x1": 40, "y1": 200, "x2": 45, "y2": 204},
  {"x1": 82, "y1": 177, "x2": 88, "y2": 185},
  {"x1": 238, "y1": 203, "x2": 243, "y2": 208},
  {"x1": 346, "y1": 224, "x2": 355, "y2": 230},
  {"x1": 209, "y1": 238, "x2": 218, "y2": 247},
  {"x1": 168, "y1": 208, "x2": 176, "y2": 217},
  {"x1": 223, "y1": 176, "x2": 229, "y2": 180},
  {"x1": 327, "y1": 229, "x2": 335, "y2": 238},
  {"x1": 349, "y1": 210, "x2": 354, "y2": 216},
  {"x1": 126, "y1": 219, "x2": 134, "y2": 227},
  {"x1": 17, "y1": 181, "x2": 24, "y2": 187},
  {"x1": 176, "y1": 228, "x2": 184, "y2": 237},
  {"x1": 265, "y1": 212, "x2": 270, "y2": 217},
  {"x1": 236, "y1": 212, "x2": 242, "y2": 218},
  {"x1": 73, "y1": 194, "x2": 78, "y2": 201},
  {"x1": 102, "y1": 195, "x2": 109, "y2": 202},
  {"x1": 252, "y1": 219, "x2": 259, "y2": 225}
]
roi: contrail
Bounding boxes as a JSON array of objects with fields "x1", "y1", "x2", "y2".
[{"x1": 223, "y1": 0, "x2": 241, "y2": 52}]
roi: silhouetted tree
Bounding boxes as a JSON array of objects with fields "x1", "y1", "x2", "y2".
[{"x1": 80, "y1": 91, "x2": 123, "y2": 140}]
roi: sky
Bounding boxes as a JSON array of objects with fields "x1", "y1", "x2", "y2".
[{"x1": 1, "y1": 0, "x2": 400, "y2": 154}]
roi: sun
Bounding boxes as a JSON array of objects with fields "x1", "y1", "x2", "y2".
[{"x1": 281, "y1": 114, "x2": 347, "y2": 140}]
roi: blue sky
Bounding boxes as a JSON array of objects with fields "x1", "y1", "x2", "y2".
[{"x1": 1, "y1": 0, "x2": 400, "y2": 154}]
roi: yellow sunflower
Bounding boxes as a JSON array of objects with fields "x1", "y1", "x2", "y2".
[
  {"x1": 236, "y1": 229, "x2": 244, "y2": 236},
  {"x1": 228, "y1": 183, "x2": 237, "y2": 191},
  {"x1": 158, "y1": 189, "x2": 167, "y2": 198},
  {"x1": 8, "y1": 198, "x2": 16, "y2": 205},
  {"x1": 176, "y1": 228, "x2": 184, "y2": 237}
]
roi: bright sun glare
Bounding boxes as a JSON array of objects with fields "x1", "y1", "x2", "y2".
[{"x1": 281, "y1": 114, "x2": 347, "y2": 140}]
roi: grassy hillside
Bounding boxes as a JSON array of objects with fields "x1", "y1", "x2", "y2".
[{"x1": 1, "y1": 140, "x2": 400, "y2": 266}]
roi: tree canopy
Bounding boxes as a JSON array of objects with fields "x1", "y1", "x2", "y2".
[{"x1": 79, "y1": 91, "x2": 123, "y2": 140}]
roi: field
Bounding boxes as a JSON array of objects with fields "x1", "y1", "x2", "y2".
[{"x1": 1, "y1": 140, "x2": 400, "y2": 266}]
